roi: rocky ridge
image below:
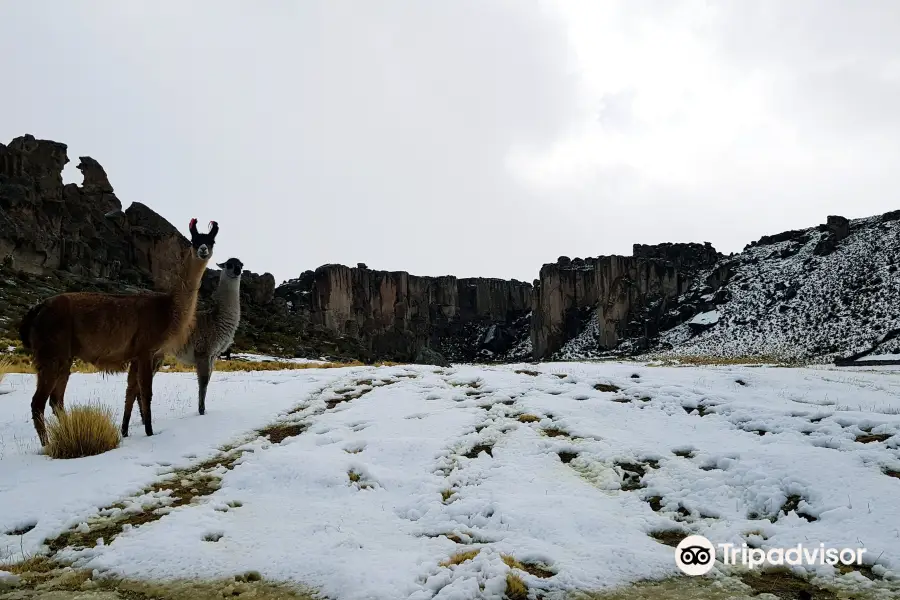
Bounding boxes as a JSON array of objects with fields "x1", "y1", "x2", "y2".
[
  {"x1": 556, "y1": 212, "x2": 900, "y2": 363},
  {"x1": 2, "y1": 134, "x2": 895, "y2": 365}
]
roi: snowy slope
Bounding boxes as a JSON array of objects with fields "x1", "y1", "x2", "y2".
[
  {"x1": 560, "y1": 211, "x2": 900, "y2": 363},
  {"x1": 1, "y1": 363, "x2": 900, "y2": 598}
]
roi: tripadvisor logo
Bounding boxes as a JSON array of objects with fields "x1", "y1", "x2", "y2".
[
  {"x1": 675, "y1": 534, "x2": 868, "y2": 576},
  {"x1": 675, "y1": 535, "x2": 716, "y2": 576}
]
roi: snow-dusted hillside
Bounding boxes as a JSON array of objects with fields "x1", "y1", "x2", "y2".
[{"x1": 557, "y1": 211, "x2": 900, "y2": 363}]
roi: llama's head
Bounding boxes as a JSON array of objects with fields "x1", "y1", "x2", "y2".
[
  {"x1": 188, "y1": 219, "x2": 218, "y2": 261},
  {"x1": 217, "y1": 257, "x2": 243, "y2": 280}
]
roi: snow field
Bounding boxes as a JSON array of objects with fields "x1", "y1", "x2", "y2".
[{"x1": 1, "y1": 362, "x2": 899, "y2": 599}]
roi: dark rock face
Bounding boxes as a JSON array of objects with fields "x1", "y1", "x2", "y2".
[
  {"x1": 531, "y1": 244, "x2": 722, "y2": 359},
  {"x1": 271, "y1": 265, "x2": 533, "y2": 362},
  {"x1": 0, "y1": 134, "x2": 185, "y2": 289},
  {"x1": 632, "y1": 242, "x2": 719, "y2": 269},
  {"x1": 0, "y1": 134, "x2": 279, "y2": 346},
  {"x1": 813, "y1": 215, "x2": 850, "y2": 256}
]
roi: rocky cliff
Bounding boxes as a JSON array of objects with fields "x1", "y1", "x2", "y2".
[
  {"x1": 532, "y1": 243, "x2": 722, "y2": 360},
  {"x1": 270, "y1": 266, "x2": 532, "y2": 362},
  {"x1": 4, "y1": 134, "x2": 895, "y2": 365}
]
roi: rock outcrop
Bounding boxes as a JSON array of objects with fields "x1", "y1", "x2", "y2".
[
  {"x1": 532, "y1": 244, "x2": 722, "y2": 359},
  {"x1": 0, "y1": 134, "x2": 279, "y2": 343},
  {"x1": 0, "y1": 134, "x2": 187, "y2": 289},
  {"x1": 272, "y1": 266, "x2": 533, "y2": 362},
  {"x1": 5, "y1": 133, "x2": 894, "y2": 366}
]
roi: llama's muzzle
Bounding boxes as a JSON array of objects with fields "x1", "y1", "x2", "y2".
[{"x1": 197, "y1": 244, "x2": 210, "y2": 259}]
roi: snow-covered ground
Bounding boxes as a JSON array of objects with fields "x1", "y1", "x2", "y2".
[
  {"x1": 228, "y1": 352, "x2": 330, "y2": 365},
  {"x1": 1, "y1": 362, "x2": 900, "y2": 599}
]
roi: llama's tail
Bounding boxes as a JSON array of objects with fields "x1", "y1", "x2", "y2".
[{"x1": 18, "y1": 301, "x2": 47, "y2": 351}]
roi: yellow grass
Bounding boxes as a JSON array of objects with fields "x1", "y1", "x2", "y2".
[
  {"x1": 0, "y1": 355, "x2": 11, "y2": 384},
  {"x1": 0, "y1": 352, "x2": 384, "y2": 374},
  {"x1": 439, "y1": 549, "x2": 480, "y2": 567},
  {"x1": 45, "y1": 402, "x2": 122, "y2": 459},
  {"x1": 505, "y1": 573, "x2": 528, "y2": 599}
]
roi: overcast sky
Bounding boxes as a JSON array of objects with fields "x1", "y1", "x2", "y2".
[{"x1": 2, "y1": 1, "x2": 899, "y2": 284}]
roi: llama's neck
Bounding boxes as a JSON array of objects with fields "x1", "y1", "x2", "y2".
[
  {"x1": 211, "y1": 271, "x2": 242, "y2": 348},
  {"x1": 164, "y1": 250, "x2": 210, "y2": 351}
]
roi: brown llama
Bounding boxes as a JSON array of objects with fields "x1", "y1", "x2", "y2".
[{"x1": 18, "y1": 219, "x2": 219, "y2": 446}]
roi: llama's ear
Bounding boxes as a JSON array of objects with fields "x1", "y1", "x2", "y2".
[
  {"x1": 189, "y1": 218, "x2": 199, "y2": 238},
  {"x1": 217, "y1": 262, "x2": 226, "y2": 268},
  {"x1": 208, "y1": 221, "x2": 219, "y2": 238}
]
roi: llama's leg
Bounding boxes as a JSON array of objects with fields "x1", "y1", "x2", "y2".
[
  {"x1": 48, "y1": 369, "x2": 71, "y2": 418},
  {"x1": 31, "y1": 370, "x2": 57, "y2": 446},
  {"x1": 196, "y1": 355, "x2": 213, "y2": 415},
  {"x1": 122, "y1": 362, "x2": 139, "y2": 437},
  {"x1": 136, "y1": 357, "x2": 155, "y2": 437}
]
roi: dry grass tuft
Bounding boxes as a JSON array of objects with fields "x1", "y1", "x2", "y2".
[
  {"x1": 502, "y1": 554, "x2": 556, "y2": 579},
  {"x1": 517, "y1": 414, "x2": 541, "y2": 423},
  {"x1": 0, "y1": 554, "x2": 57, "y2": 575},
  {"x1": 514, "y1": 369, "x2": 539, "y2": 376},
  {"x1": 505, "y1": 573, "x2": 529, "y2": 599},
  {"x1": 45, "y1": 402, "x2": 121, "y2": 459},
  {"x1": 441, "y1": 489, "x2": 455, "y2": 502},
  {"x1": 0, "y1": 355, "x2": 12, "y2": 384},
  {"x1": 439, "y1": 549, "x2": 480, "y2": 567}
]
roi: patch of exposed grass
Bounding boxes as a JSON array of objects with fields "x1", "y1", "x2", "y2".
[
  {"x1": 0, "y1": 554, "x2": 57, "y2": 575},
  {"x1": 672, "y1": 448, "x2": 695, "y2": 459},
  {"x1": 558, "y1": 451, "x2": 578, "y2": 464},
  {"x1": 541, "y1": 427, "x2": 570, "y2": 439},
  {"x1": 464, "y1": 443, "x2": 494, "y2": 458},
  {"x1": 646, "y1": 496, "x2": 663, "y2": 512},
  {"x1": 885, "y1": 468, "x2": 900, "y2": 479},
  {"x1": 325, "y1": 386, "x2": 374, "y2": 409},
  {"x1": 501, "y1": 555, "x2": 555, "y2": 579},
  {"x1": 45, "y1": 450, "x2": 242, "y2": 553},
  {"x1": 441, "y1": 489, "x2": 455, "y2": 502},
  {"x1": 5, "y1": 521, "x2": 37, "y2": 536},
  {"x1": 514, "y1": 369, "x2": 539, "y2": 376},
  {"x1": 348, "y1": 470, "x2": 361, "y2": 483},
  {"x1": 0, "y1": 558, "x2": 319, "y2": 599},
  {"x1": 568, "y1": 575, "x2": 772, "y2": 599},
  {"x1": 448, "y1": 380, "x2": 481, "y2": 389},
  {"x1": 648, "y1": 529, "x2": 685, "y2": 547},
  {"x1": 593, "y1": 383, "x2": 620, "y2": 393},
  {"x1": 439, "y1": 549, "x2": 480, "y2": 567},
  {"x1": 0, "y1": 352, "x2": 370, "y2": 375},
  {"x1": 740, "y1": 568, "x2": 836, "y2": 599},
  {"x1": 260, "y1": 422, "x2": 307, "y2": 443},
  {"x1": 505, "y1": 573, "x2": 529, "y2": 599},
  {"x1": 856, "y1": 433, "x2": 894, "y2": 444},
  {"x1": 616, "y1": 460, "x2": 656, "y2": 492},
  {"x1": 682, "y1": 404, "x2": 713, "y2": 417},
  {"x1": 517, "y1": 414, "x2": 541, "y2": 423},
  {"x1": 778, "y1": 494, "x2": 818, "y2": 522},
  {"x1": 45, "y1": 402, "x2": 121, "y2": 459}
]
